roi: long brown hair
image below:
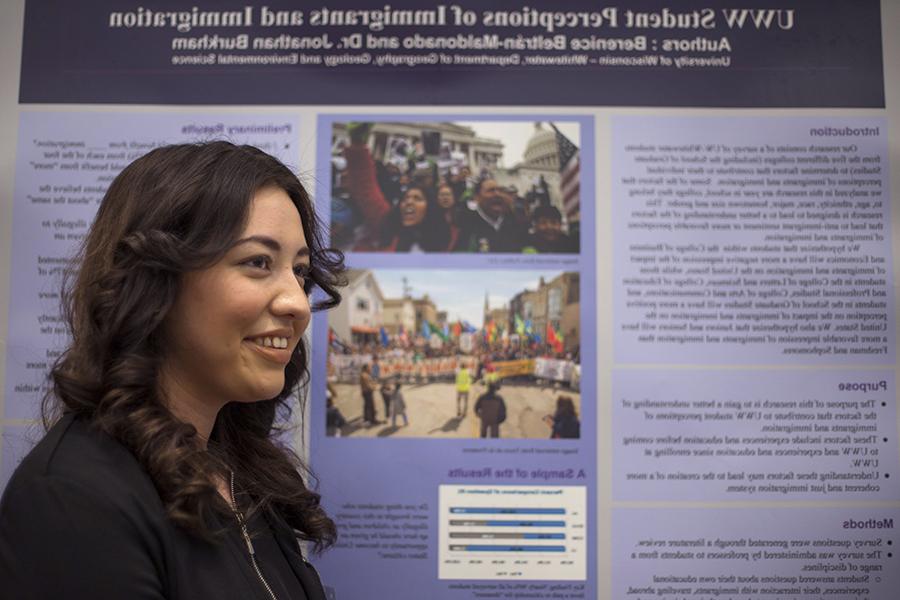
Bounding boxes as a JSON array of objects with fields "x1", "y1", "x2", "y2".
[{"x1": 46, "y1": 142, "x2": 344, "y2": 550}]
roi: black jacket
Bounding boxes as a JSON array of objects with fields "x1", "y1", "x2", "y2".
[
  {"x1": 0, "y1": 414, "x2": 327, "y2": 599},
  {"x1": 455, "y1": 208, "x2": 530, "y2": 253}
]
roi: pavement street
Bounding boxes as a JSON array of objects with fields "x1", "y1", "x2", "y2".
[{"x1": 328, "y1": 381, "x2": 581, "y2": 439}]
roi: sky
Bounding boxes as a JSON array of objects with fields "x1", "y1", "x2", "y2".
[
  {"x1": 455, "y1": 120, "x2": 581, "y2": 168},
  {"x1": 372, "y1": 269, "x2": 566, "y2": 327}
]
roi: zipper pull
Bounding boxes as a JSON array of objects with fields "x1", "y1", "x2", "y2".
[{"x1": 241, "y1": 529, "x2": 256, "y2": 556}]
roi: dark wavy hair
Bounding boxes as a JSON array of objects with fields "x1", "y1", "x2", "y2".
[
  {"x1": 555, "y1": 396, "x2": 577, "y2": 420},
  {"x1": 380, "y1": 184, "x2": 452, "y2": 252},
  {"x1": 44, "y1": 141, "x2": 344, "y2": 551}
]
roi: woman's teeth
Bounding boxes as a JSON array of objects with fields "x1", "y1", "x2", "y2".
[{"x1": 255, "y1": 336, "x2": 289, "y2": 349}]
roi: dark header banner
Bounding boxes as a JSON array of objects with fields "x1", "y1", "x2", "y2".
[{"x1": 20, "y1": 0, "x2": 884, "y2": 107}]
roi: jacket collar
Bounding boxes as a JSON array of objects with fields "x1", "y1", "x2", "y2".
[{"x1": 263, "y1": 510, "x2": 330, "y2": 600}]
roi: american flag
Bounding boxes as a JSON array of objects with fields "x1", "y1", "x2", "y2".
[{"x1": 550, "y1": 122, "x2": 580, "y2": 222}]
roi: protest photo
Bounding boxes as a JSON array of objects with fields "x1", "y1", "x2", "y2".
[
  {"x1": 329, "y1": 120, "x2": 581, "y2": 254},
  {"x1": 324, "y1": 269, "x2": 581, "y2": 439}
]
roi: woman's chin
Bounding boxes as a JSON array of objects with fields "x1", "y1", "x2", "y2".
[{"x1": 242, "y1": 377, "x2": 286, "y2": 403}]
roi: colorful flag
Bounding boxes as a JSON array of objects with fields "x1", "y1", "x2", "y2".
[
  {"x1": 515, "y1": 314, "x2": 526, "y2": 336},
  {"x1": 547, "y1": 322, "x2": 564, "y2": 353},
  {"x1": 421, "y1": 320, "x2": 432, "y2": 339},
  {"x1": 430, "y1": 321, "x2": 448, "y2": 342}
]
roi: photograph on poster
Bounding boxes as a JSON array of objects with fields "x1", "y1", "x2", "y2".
[
  {"x1": 325, "y1": 268, "x2": 581, "y2": 439},
  {"x1": 329, "y1": 120, "x2": 581, "y2": 254}
]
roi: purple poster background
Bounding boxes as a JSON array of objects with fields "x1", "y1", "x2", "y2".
[{"x1": 19, "y1": 0, "x2": 884, "y2": 107}]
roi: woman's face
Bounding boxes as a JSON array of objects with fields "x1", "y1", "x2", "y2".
[
  {"x1": 161, "y1": 186, "x2": 311, "y2": 408},
  {"x1": 400, "y1": 188, "x2": 427, "y2": 227},
  {"x1": 437, "y1": 185, "x2": 455, "y2": 209}
]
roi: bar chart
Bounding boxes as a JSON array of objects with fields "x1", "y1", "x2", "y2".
[{"x1": 438, "y1": 485, "x2": 587, "y2": 580}]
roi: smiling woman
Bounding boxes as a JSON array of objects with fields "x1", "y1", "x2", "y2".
[
  {"x1": 162, "y1": 186, "x2": 315, "y2": 432},
  {"x1": 0, "y1": 142, "x2": 345, "y2": 599}
]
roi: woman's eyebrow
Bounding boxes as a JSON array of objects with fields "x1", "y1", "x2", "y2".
[{"x1": 233, "y1": 235, "x2": 311, "y2": 257}]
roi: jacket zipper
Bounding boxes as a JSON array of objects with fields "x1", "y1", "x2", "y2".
[
  {"x1": 301, "y1": 552, "x2": 326, "y2": 596},
  {"x1": 230, "y1": 471, "x2": 279, "y2": 600}
]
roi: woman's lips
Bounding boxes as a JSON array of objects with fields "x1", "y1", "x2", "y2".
[{"x1": 244, "y1": 337, "x2": 293, "y2": 364}]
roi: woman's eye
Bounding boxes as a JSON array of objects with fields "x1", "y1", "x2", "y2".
[
  {"x1": 244, "y1": 255, "x2": 271, "y2": 270},
  {"x1": 297, "y1": 266, "x2": 316, "y2": 293}
]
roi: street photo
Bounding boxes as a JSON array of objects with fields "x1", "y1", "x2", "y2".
[{"x1": 325, "y1": 268, "x2": 581, "y2": 439}]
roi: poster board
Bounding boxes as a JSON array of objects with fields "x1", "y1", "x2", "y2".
[{"x1": 0, "y1": 1, "x2": 898, "y2": 599}]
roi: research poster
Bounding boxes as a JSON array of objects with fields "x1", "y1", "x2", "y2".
[{"x1": 1, "y1": 1, "x2": 898, "y2": 599}]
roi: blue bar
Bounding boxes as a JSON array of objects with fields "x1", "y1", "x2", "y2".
[
  {"x1": 450, "y1": 507, "x2": 566, "y2": 515},
  {"x1": 456, "y1": 545, "x2": 566, "y2": 552},
  {"x1": 484, "y1": 520, "x2": 566, "y2": 527},
  {"x1": 448, "y1": 532, "x2": 566, "y2": 540}
]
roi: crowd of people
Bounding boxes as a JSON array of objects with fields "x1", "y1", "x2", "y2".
[
  {"x1": 332, "y1": 330, "x2": 579, "y2": 364},
  {"x1": 329, "y1": 341, "x2": 579, "y2": 386},
  {"x1": 331, "y1": 122, "x2": 579, "y2": 254}
]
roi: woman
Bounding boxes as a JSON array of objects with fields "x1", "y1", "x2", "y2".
[
  {"x1": 436, "y1": 183, "x2": 462, "y2": 243},
  {"x1": 436, "y1": 182, "x2": 456, "y2": 213},
  {"x1": 544, "y1": 395, "x2": 581, "y2": 439},
  {"x1": 380, "y1": 185, "x2": 456, "y2": 252},
  {"x1": 0, "y1": 142, "x2": 344, "y2": 599}
]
